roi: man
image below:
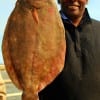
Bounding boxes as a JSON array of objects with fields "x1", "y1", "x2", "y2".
[{"x1": 39, "y1": 0, "x2": 100, "y2": 100}]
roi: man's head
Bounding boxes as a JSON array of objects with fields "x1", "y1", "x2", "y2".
[{"x1": 59, "y1": 0, "x2": 88, "y2": 19}]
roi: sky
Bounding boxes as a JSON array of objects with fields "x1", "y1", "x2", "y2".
[{"x1": 0, "y1": 0, "x2": 100, "y2": 64}]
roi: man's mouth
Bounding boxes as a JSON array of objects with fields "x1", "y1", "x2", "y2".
[{"x1": 67, "y1": 5, "x2": 80, "y2": 10}]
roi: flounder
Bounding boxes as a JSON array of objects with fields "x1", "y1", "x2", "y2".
[{"x1": 2, "y1": 0, "x2": 66, "y2": 100}]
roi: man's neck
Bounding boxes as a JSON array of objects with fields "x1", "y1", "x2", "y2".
[{"x1": 70, "y1": 16, "x2": 83, "y2": 27}]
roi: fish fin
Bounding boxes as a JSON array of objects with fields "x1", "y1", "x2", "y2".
[{"x1": 32, "y1": 8, "x2": 39, "y2": 24}]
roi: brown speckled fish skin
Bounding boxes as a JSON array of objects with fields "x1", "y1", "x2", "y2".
[{"x1": 2, "y1": 0, "x2": 66, "y2": 100}]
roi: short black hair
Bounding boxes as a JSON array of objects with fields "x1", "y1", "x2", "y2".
[{"x1": 58, "y1": 0, "x2": 60, "y2": 4}]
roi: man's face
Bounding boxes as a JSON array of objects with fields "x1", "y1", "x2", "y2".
[{"x1": 60, "y1": 0, "x2": 88, "y2": 19}]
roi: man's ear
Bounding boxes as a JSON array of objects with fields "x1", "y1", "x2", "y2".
[{"x1": 86, "y1": 0, "x2": 88, "y2": 4}]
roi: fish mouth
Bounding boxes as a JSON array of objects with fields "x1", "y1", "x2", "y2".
[
  {"x1": 27, "y1": 0, "x2": 47, "y2": 4},
  {"x1": 24, "y1": 0, "x2": 47, "y2": 9}
]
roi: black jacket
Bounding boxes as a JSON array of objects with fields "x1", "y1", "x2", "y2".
[{"x1": 39, "y1": 8, "x2": 100, "y2": 100}]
